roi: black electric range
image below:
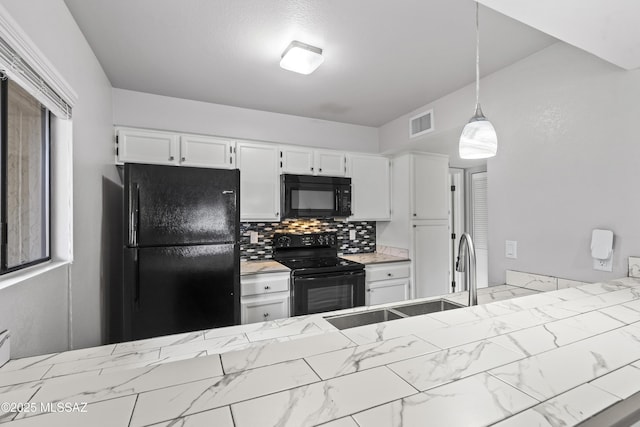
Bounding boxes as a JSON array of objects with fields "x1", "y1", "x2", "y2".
[{"x1": 273, "y1": 232, "x2": 365, "y2": 315}]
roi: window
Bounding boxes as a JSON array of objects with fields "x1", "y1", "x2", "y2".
[{"x1": 0, "y1": 77, "x2": 51, "y2": 273}]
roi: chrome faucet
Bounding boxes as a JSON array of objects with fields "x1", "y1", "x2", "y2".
[{"x1": 456, "y1": 233, "x2": 478, "y2": 306}]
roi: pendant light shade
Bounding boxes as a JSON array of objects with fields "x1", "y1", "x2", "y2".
[
  {"x1": 459, "y1": 2, "x2": 497, "y2": 160},
  {"x1": 460, "y1": 105, "x2": 497, "y2": 159}
]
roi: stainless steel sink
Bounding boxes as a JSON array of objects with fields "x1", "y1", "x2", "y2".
[
  {"x1": 324, "y1": 309, "x2": 404, "y2": 330},
  {"x1": 392, "y1": 299, "x2": 465, "y2": 317},
  {"x1": 324, "y1": 298, "x2": 464, "y2": 330}
]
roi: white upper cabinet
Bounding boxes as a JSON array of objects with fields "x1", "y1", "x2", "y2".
[
  {"x1": 411, "y1": 153, "x2": 449, "y2": 220},
  {"x1": 280, "y1": 146, "x2": 314, "y2": 175},
  {"x1": 280, "y1": 146, "x2": 346, "y2": 177},
  {"x1": 179, "y1": 135, "x2": 235, "y2": 169},
  {"x1": 347, "y1": 154, "x2": 391, "y2": 221},
  {"x1": 314, "y1": 150, "x2": 346, "y2": 176},
  {"x1": 236, "y1": 141, "x2": 280, "y2": 221},
  {"x1": 116, "y1": 127, "x2": 179, "y2": 165},
  {"x1": 116, "y1": 127, "x2": 234, "y2": 169}
]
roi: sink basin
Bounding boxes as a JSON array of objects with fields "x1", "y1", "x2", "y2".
[
  {"x1": 324, "y1": 309, "x2": 404, "y2": 330},
  {"x1": 323, "y1": 298, "x2": 465, "y2": 330},
  {"x1": 392, "y1": 299, "x2": 465, "y2": 317}
]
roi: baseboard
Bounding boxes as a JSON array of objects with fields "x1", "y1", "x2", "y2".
[{"x1": 0, "y1": 329, "x2": 9, "y2": 368}]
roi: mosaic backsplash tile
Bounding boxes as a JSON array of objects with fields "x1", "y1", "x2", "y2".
[{"x1": 240, "y1": 219, "x2": 376, "y2": 261}]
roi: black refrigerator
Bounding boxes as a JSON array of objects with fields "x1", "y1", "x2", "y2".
[{"x1": 111, "y1": 163, "x2": 240, "y2": 343}]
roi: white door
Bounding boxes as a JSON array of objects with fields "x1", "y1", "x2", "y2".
[
  {"x1": 412, "y1": 154, "x2": 449, "y2": 220},
  {"x1": 348, "y1": 155, "x2": 391, "y2": 221},
  {"x1": 315, "y1": 150, "x2": 345, "y2": 176},
  {"x1": 116, "y1": 127, "x2": 179, "y2": 165},
  {"x1": 179, "y1": 135, "x2": 234, "y2": 169},
  {"x1": 413, "y1": 221, "x2": 450, "y2": 298},
  {"x1": 280, "y1": 146, "x2": 314, "y2": 175},
  {"x1": 236, "y1": 141, "x2": 280, "y2": 221},
  {"x1": 470, "y1": 171, "x2": 489, "y2": 288}
]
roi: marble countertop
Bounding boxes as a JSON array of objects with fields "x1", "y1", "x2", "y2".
[
  {"x1": 2, "y1": 278, "x2": 640, "y2": 426},
  {"x1": 341, "y1": 252, "x2": 410, "y2": 264},
  {"x1": 240, "y1": 260, "x2": 290, "y2": 276}
]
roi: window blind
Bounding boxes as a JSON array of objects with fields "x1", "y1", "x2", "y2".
[
  {"x1": 0, "y1": 37, "x2": 71, "y2": 119},
  {"x1": 472, "y1": 172, "x2": 488, "y2": 250}
]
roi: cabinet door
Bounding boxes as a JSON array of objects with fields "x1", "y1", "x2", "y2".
[
  {"x1": 236, "y1": 142, "x2": 280, "y2": 221},
  {"x1": 413, "y1": 221, "x2": 450, "y2": 298},
  {"x1": 366, "y1": 278, "x2": 409, "y2": 306},
  {"x1": 117, "y1": 127, "x2": 179, "y2": 165},
  {"x1": 241, "y1": 293, "x2": 289, "y2": 324},
  {"x1": 315, "y1": 150, "x2": 345, "y2": 176},
  {"x1": 280, "y1": 146, "x2": 314, "y2": 175},
  {"x1": 180, "y1": 135, "x2": 234, "y2": 169},
  {"x1": 412, "y1": 154, "x2": 449, "y2": 220},
  {"x1": 348, "y1": 155, "x2": 390, "y2": 220}
]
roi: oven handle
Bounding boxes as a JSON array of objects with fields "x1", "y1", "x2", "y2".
[{"x1": 293, "y1": 270, "x2": 365, "y2": 280}]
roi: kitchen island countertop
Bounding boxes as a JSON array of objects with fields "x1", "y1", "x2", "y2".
[{"x1": 1, "y1": 278, "x2": 640, "y2": 426}]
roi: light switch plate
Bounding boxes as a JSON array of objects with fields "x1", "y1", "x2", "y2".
[
  {"x1": 349, "y1": 230, "x2": 357, "y2": 240},
  {"x1": 249, "y1": 231, "x2": 258, "y2": 244},
  {"x1": 505, "y1": 240, "x2": 517, "y2": 259}
]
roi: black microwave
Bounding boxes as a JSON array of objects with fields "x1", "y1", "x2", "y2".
[{"x1": 281, "y1": 174, "x2": 352, "y2": 219}]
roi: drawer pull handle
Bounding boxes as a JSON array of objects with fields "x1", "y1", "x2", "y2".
[
  {"x1": 387, "y1": 273, "x2": 392, "y2": 277},
  {"x1": 263, "y1": 313, "x2": 269, "y2": 318},
  {"x1": 264, "y1": 285, "x2": 271, "y2": 290}
]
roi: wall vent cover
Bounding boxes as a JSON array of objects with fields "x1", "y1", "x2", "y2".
[{"x1": 409, "y1": 109, "x2": 434, "y2": 138}]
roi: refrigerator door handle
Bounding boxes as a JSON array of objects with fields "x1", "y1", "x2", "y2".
[
  {"x1": 133, "y1": 248, "x2": 141, "y2": 310},
  {"x1": 129, "y1": 183, "x2": 140, "y2": 246}
]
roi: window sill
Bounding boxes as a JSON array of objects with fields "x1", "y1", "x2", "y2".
[{"x1": 0, "y1": 260, "x2": 71, "y2": 291}]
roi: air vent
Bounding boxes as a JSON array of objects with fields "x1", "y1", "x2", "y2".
[{"x1": 409, "y1": 109, "x2": 434, "y2": 138}]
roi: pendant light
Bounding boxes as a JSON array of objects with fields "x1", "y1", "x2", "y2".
[{"x1": 459, "y1": 2, "x2": 497, "y2": 159}]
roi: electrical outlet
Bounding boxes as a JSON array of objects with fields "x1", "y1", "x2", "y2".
[
  {"x1": 593, "y1": 254, "x2": 613, "y2": 272},
  {"x1": 505, "y1": 240, "x2": 517, "y2": 259},
  {"x1": 249, "y1": 231, "x2": 259, "y2": 244},
  {"x1": 349, "y1": 230, "x2": 357, "y2": 240}
]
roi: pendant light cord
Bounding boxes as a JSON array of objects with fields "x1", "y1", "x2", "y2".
[{"x1": 475, "y1": 1, "x2": 480, "y2": 108}]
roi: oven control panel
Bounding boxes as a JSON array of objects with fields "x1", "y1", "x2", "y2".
[{"x1": 274, "y1": 232, "x2": 337, "y2": 248}]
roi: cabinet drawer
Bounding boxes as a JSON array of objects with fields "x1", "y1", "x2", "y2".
[
  {"x1": 241, "y1": 273, "x2": 289, "y2": 296},
  {"x1": 366, "y1": 262, "x2": 410, "y2": 282}
]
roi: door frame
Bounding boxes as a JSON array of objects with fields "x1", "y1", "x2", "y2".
[{"x1": 449, "y1": 168, "x2": 465, "y2": 293}]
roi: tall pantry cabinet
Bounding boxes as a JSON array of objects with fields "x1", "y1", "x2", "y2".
[{"x1": 377, "y1": 152, "x2": 450, "y2": 299}]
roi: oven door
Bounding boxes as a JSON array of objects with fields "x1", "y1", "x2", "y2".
[{"x1": 292, "y1": 270, "x2": 365, "y2": 316}]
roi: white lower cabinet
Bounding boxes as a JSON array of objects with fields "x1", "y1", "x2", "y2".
[
  {"x1": 241, "y1": 294, "x2": 289, "y2": 324},
  {"x1": 240, "y1": 272, "x2": 290, "y2": 324},
  {"x1": 365, "y1": 261, "x2": 410, "y2": 306}
]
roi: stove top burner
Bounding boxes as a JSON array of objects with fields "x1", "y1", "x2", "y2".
[
  {"x1": 277, "y1": 256, "x2": 362, "y2": 270},
  {"x1": 273, "y1": 232, "x2": 364, "y2": 275}
]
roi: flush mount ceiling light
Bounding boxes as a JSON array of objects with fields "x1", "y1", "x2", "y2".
[
  {"x1": 459, "y1": 2, "x2": 497, "y2": 160},
  {"x1": 280, "y1": 40, "x2": 324, "y2": 75}
]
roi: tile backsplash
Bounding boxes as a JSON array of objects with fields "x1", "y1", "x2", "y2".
[{"x1": 240, "y1": 219, "x2": 376, "y2": 261}]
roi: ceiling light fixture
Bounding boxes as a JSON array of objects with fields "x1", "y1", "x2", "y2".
[
  {"x1": 459, "y1": 2, "x2": 497, "y2": 160},
  {"x1": 280, "y1": 40, "x2": 324, "y2": 75}
]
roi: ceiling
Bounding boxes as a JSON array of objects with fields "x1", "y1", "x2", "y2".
[
  {"x1": 478, "y1": 0, "x2": 640, "y2": 70},
  {"x1": 63, "y1": 0, "x2": 556, "y2": 127}
]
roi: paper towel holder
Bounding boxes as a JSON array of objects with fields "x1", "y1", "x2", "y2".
[{"x1": 591, "y1": 229, "x2": 614, "y2": 272}]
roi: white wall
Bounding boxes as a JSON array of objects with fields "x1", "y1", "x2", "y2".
[
  {"x1": 0, "y1": 0, "x2": 114, "y2": 356},
  {"x1": 113, "y1": 89, "x2": 379, "y2": 153},
  {"x1": 380, "y1": 42, "x2": 640, "y2": 284}
]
